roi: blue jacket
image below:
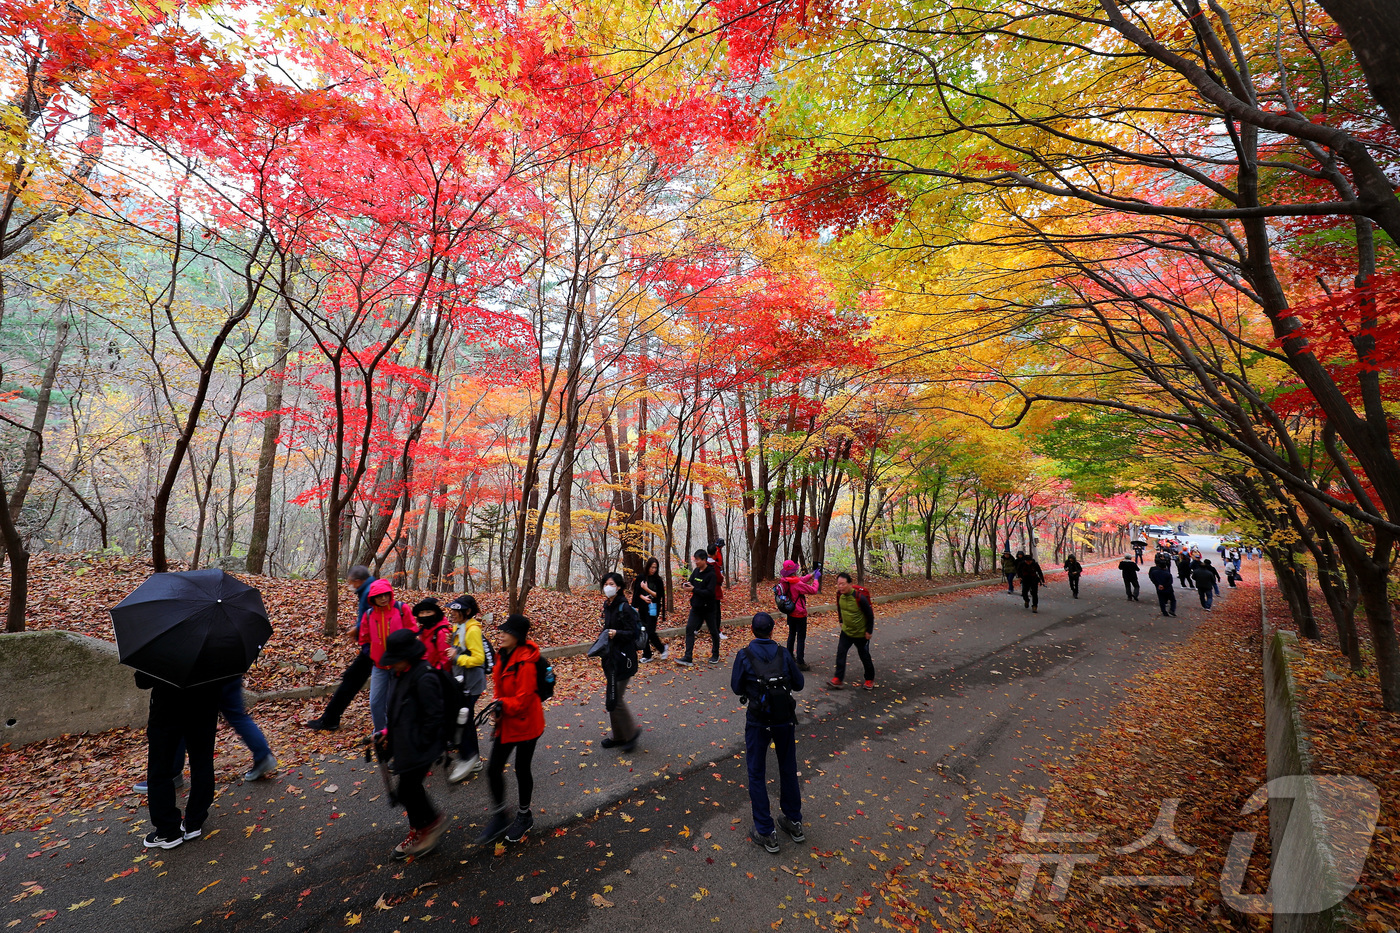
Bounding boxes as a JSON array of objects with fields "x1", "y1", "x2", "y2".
[
  {"x1": 355, "y1": 576, "x2": 377, "y2": 636},
  {"x1": 730, "y1": 637, "x2": 803, "y2": 724}
]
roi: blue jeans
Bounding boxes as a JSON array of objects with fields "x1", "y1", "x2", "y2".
[
  {"x1": 219, "y1": 678, "x2": 272, "y2": 764},
  {"x1": 744, "y1": 721, "x2": 801, "y2": 836},
  {"x1": 1199, "y1": 587, "x2": 1214, "y2": 609},
  {"x1": 369, "y1": 666, "x2": 393, "y2": 732}
]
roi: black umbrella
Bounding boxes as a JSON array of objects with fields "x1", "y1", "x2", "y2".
[{"x1": 110, "y1": 569, "x2": 272, "y2": 688}]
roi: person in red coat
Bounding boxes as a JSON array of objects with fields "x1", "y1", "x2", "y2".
[{"x1": 475, "y1": 613, "x2": 546, "y2": 846}]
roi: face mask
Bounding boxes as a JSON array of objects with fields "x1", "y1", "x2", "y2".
[{"x1": 603, "y1": 584, "x2": 619, "y2": 598}]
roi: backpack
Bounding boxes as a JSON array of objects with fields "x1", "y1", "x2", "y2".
[
  {"x1": 535, "y1": 657, "x2": 556, "y2": 702},
  {"x1": 773, "y1": 581, "x2": 797, "y2": 616},
  {"x1": 741, "y1": 647, "x2": 796, "y2": 725},
  {"x1": 431, "y1": 667, "x2": 466, "y2": 747}
]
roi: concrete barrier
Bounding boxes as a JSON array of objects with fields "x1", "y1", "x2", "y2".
[
  {"x1": 1259, "y1": 573, "x2": 1350, "y2": 933},
  {"x1": 0, "y1": 631, "x2": 147, "y2": 747}
]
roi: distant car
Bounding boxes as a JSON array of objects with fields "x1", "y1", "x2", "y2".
[{"x1": 1143, "y1": 524, "x2": 1175, "y2": 537}]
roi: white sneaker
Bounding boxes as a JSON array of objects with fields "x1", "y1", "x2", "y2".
[
  {"x1": 448, "y1": 756, "x2": 482, "y2": 784},
  {"x1": 639, "y1": 656, "x2": 652, "y2": 663},
  {"x1": 658, "y1": 649, "x2": 670, "y2": 660},
  {"x1": 718, "y1": 632, "x2": 728, "y2": 641}
]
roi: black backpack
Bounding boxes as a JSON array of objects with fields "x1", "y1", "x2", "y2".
[
  {"x1": 535, "y1": 657, "x2": 556, "y2": 702},
  {"x1": 773, "y1": 582, "x2": 797, "y2": 616},
  {"x1": 741, "y1": 648, "x2": 796, "y2": 725}
]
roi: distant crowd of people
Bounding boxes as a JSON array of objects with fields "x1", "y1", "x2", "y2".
[{"x1": 135, "y1": 542, "x2": 878, "y2": 861}]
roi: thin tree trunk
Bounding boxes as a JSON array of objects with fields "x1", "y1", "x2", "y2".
[{"x1": 245, "y1": 276, "x2": 294, "y2": 574}]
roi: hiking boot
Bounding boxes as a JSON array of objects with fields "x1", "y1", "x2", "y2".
[
  {"x1": 828, "y1": 677, "x2": 843, "y2": 689},
  {"x1": 1032, "y1": 607, "x2": 1038, "y2": 613},
  {"x1": 448, "y1": 756, "x2": 482, "y2": 784},
  {"x1": 776, "y1": 817, "x2": 805, "y2": 843},
  {"x1": 601, "y1": 736, "x2": 622, "y2": 749},
  {"x1": 243, "y1": 755, "x2": 278, "y2": 782},
  {"x1": 393, "y1": 828, "x2": 423, "y2": 860},
  {"x1": 707, "y1": 656, "x2": 721, "y2": 665},
  {"x1": 475, "y1": 809, "x2": 511, "y2": 846},
  {"x1": 180, "y1": 820, "x2": 202, "y2": 841},
  {"x1": 144, "y1": 830, "x2": 184, "y2": 850},
  {"x1": 411, "y1": 814, "x2": 448, "y2": 856},
  {"x1": 750, "y1": 830, "x2": 780, "y2": 854},
  {"x1": 796, "y1": 661, "x2": 810, "y2": 672},
  {"x1": 862, "y1": 680, "x2": 874, "y2": 690},
  {"x1": 304, "y1": 717, "x2": 339, "y2": 732},
  {"x1": 503, "y1": 809, "x2": 534, "y2": 843}
]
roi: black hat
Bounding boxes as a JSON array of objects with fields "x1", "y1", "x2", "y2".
[
  {"x1": 751, "y1": 611, "x2": 775, "y2": 634},
  {"x1": 498, "y1": 613, "x2": 531, "y2": 640},
  {"x1": 447, "y1": 594, "x2": 479, "y2": 617},
  {"x1": 380, "y1": 628, "x2": 425, "y2": 666},
  {"x1": 413, "y1": 597, "x2": 444, "y2": 625}
]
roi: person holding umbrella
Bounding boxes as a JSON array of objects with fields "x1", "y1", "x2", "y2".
[{"x1": 111, "y1": 569, "x2": 274, "y2": 851}]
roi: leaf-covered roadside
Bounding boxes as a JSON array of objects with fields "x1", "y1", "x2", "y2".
[
  {"x1": 1263, "y1": 583, "x2": 1400, "y2": 930},
  {"x1": 844, "y1": 576, "x2": 1287, "y2": 932}
]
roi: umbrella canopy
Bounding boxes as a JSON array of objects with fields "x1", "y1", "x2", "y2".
[{"x1": 110, "y1": 569, "x2": 272, "y2": 688}]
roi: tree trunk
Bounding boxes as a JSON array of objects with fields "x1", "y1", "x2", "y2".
[
  {"x1": 245, "y1": 278, "x2": 293, "y2": 575},
  {"x1": 0, "y1": 468, "x2": 30, "y2": 632},
  {"x1": 8, "y1": 316, "x2": 69, "y2": 521},
  {"x1": 1315, "y1": 0, "x2": 1400, "y2": 133}
]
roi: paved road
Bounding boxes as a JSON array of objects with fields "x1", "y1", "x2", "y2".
[{"x1": 0, "y1": 564, "x2": 1231, "y2": 932}]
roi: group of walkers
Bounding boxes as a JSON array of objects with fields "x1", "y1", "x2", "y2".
[
  {"x1": 999, "y1": 535, "x2": 1242, "y2": 621},
  {"x1": 135, "y1": 549, "x2": 876, "y2": 862}
]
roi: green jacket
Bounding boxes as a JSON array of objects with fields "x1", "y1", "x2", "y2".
[{"x1": 837, "y1": 591, "x2": 874, "y2": 638}]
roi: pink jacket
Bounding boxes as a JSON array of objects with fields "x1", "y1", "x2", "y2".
[
  {"x1": 780, "y1": 573, "x2": 820, "y2": 618},
  {"x1": 358, "y1": 579, "x2": 417, "y2": 667}
]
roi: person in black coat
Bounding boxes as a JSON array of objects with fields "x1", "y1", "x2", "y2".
[
  {"x1": 381, "y1": 629, "x2": 447, "y2": 860},
  {"x1": 1147, "y1": 555, "x2": 1176, "y2": 616},
  {"x1": 1118, "y1": 556, "x2": 1141, "y2": 601},
  {"x1": 1192, "y1": 560, "x2": 1222, "y2": 610},
  {"x1": 1015, "y1": 552, "x2": 1046, "y2": 612},
  {"x1": 678, "y1": 550, "x2": 720, "y2": 665},
  {"x1": 1063, "y1": 554, "x2": 1083, "y2": 598},
  {"x1": 633, "y1": 557, "x2": 668, "y2": 661},
  {"x1": 138, "y1": 673, "x2": 222, "y2": 850},
  {"x1": 1176, "y1": 551, "x2": 1193, "y2": 588},
  {"x1": 600, "y1": 572, "x2": 642, "y2": 750}
]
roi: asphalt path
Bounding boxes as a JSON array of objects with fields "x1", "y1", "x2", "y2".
[{"x1": 0, "y1": 560, "x2": 1234, "y2": 932}]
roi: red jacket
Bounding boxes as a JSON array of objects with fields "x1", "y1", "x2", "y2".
[
  {"x1": 418, "y1": 621, "x2": 453, "y2": 671},
  {"x1": 359, "y1": 580, "x2": 417, "y2": 668},
  {"x1": 493, "y1": 640, "x2": 545, "y2": 743}
]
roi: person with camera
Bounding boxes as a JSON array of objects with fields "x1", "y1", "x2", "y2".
[
  {"x1": 633, "y1": 557, "x2": 668, "y2": 661},
  {"x1": 731, "y1": 612, "x2": 805, "y2": 854},
  {"x1": 676, "y1": 549, "x2": 721, "y2": 666},
  {"x1": 598, "y1": 572, "x2": 642, "y2": 751}
]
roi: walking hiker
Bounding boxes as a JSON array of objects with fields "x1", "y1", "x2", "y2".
[
  {"x1": 446, "y1": 595, "x2": 488, "y2": 784},
  {"x1": 1119, "y1": 555, "x2": 1141, "y2": 601},
  {"x1": 731, "y1": 612, "x2": 805, "y2": 854},
  {"x1": 305, "y1": 566, "x2": 377, "y2": 731},
  {"x1": 1016, "y1": 551, "x2": 1045, "y2": 612},
  {"x1": 413, "y1": 598, "x2": 455, "y2": 671},
  {"x1": 1148, "y1": 553, "x2": 1177, "y2": 617},
  {"x1": 476, "y1": 613, "x2": 545, "y2": 845},
  {"x1": 138, "y1": 673, "x2": 222, "y2": 849},
  {"x1": 361, "y1": 580, "x2": 418, "y2": 732},
  {"x1": 1175, "y1": 551, "x2": 1192, "y2": 588},
  {"x1": 379, "y1": 628, "x2": 448, "y2": 860},
  {"x1": 1063, "y1": 554, "x2": 1083, "y2": 599},
  {"x1": 710, "y1": 540, "x2": 728, "y2": 642},
  {"x1": 133, "y1": 675, "x2": 277, "y2": 794},
  {"x1": 828, "y1": 573, "x2": 874, "y2": 689},
  {"x1": 677, "y1": 550, "x2": 721, "y2": 666},
  {"x1": 776, "y1": 559, "x2": 821, "y2": 671},
  {"x1": 1132, "y1": 539, "x2": 1146, "y2": 564},
  {"x1": 1193, "y1": 560, "x2": 1221, "y2": 611},
  {"x1": 598, "y1": 572, "x2": 642, "y2": 751},
  {"x1": 634, "y1": 557, "x2": 669, "y2": 661},
  {"x1": 1001, "y1": 550, "x2": 1017, "y2": 593}
]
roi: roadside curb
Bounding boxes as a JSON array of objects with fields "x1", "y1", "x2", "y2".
[{"x1": 1257, "y1": 562, "x2": 1348, "y2": 933}]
